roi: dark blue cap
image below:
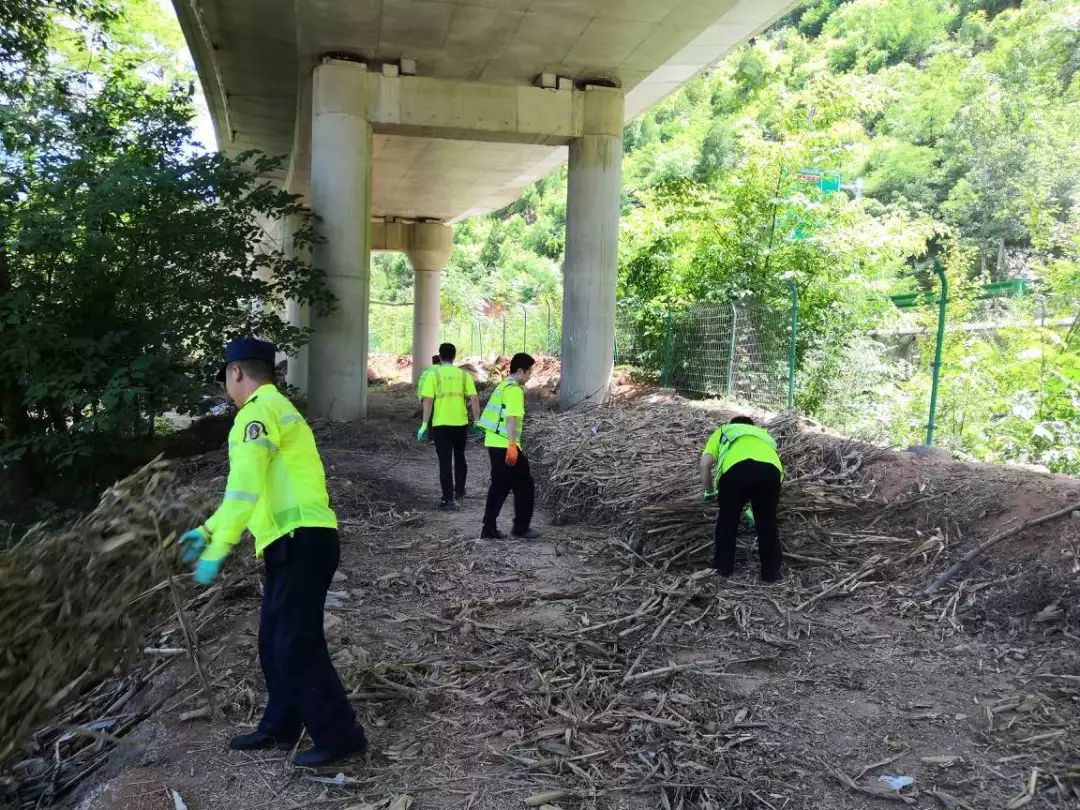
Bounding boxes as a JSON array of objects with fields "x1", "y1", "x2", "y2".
[{"x1": 217, "y1": 337, "x2": 277, "y2": 381}]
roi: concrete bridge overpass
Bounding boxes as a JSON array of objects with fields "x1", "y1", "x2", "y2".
[{"x1": 172, "y1": 0, "x2": 794, "y2": 418}]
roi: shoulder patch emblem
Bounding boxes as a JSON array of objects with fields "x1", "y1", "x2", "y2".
[{"x1": 245, "y1": 421, "x2": 267, "y2": 442}]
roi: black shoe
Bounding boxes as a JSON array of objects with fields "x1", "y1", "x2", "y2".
[
  {"x1": 455, "y1": 491, "x2": 466, "y2": 500},
  {"x1": 438, "y1": 498, "x2": 455, "y2": 510},
  {"x1": 229, "y1": 729, "x2": 297, "y2": 751},
  {"x1": 512, "y1": 528, "x2": 540, "y2": 540},
  {"x1": 293, "y1": 727, "x2": 368, "y2": 768},
  {"x1": 480, "y1": 528, "x2": 505, "y2": 540}
]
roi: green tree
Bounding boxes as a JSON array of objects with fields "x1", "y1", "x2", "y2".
[
  {"x1": 0, "y1": 72, "x2": 332, "y2": 500},
  {"x1": 0, "y1": 0, "x2": 115, "y2": 92}
]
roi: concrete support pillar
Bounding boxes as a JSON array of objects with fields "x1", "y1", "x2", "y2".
[
  {"x1": 560, "y1": 86, "x2": 624, "y2": 409},
  {"x1": 307, "y1": 59, "x2": 372, "y2": 420},
  {"x1": 405, "y1": 223, "x2": 453, "y2": 384},
  {"x1": 282, "y1": 211, "x2": 311, "y2": 394},
  {"x1": 286, "y1": 299, "x2": 310, "y2": 393}
]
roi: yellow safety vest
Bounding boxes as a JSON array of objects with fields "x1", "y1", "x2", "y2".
[
  {"x1": 478, "y1": 379, "x2": 523, "y2": 448},
  {"x1": 422, "y1": 364, "x2": 475, "y2": 426},
  {"x1": 202, "y1": 384, "x2": 337, "y2": 561},
  {"x1": 705, "y1": 424, "x2": 784, "y2": 489}
]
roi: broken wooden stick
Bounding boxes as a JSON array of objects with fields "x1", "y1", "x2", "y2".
[{"x1": 923, "y1": 500, "x2": 1080, "y2": 596}]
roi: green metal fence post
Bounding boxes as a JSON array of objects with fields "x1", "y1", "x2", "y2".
[
  {"x1": 661, "y1": 307, "x2": 673, "y2": 388},
  {"x1": 786, "y1": 279, "x2": 798, "y2": 410},
  {"x1": 725, "y1": 302, "x2": 739, "y2": 397},
  {"x1": 925, "y1": 263, "x2": 948, "y2": 446}
]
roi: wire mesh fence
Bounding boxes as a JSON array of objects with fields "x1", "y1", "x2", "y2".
[
  {"x1": 369, "y1": 301, "x2": 561, "y2": 359},
  {"x1": 884, "y1": 294, "x2": 1079, "y2": 466},
  {"x1": 370, "y1": 288, "x2": 1078, "y2": 472},
  {"x1": 616, "y1": 301, "x2": 793, "y2": 411}
]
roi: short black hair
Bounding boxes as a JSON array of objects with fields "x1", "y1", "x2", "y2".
[
  {"x1": 233, "y1": 358, "x2": 275, "y2": 383},
  {"x1": 431, "y1": 354, "x2": 441, "y2": 365},
  {"x1": 728, "y1": 415, "x2": 755, "y2": 426},
  {"x1": 439, "y1": 342, "x2": 457, "y2": 361},
  {"x1": 510, "y1": 352, "x2": 535, "y2": 374}
]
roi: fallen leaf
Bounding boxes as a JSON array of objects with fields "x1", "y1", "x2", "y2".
[{"x1": 525, "y1": 791, "x2": 569, "y2": 807}]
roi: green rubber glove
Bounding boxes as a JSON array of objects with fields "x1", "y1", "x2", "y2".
[
  {"x1": 178, "y1": 527, "x2": 208, "y2": 564},
  {"x1": 472, "y1": 424, "x2": 486, "y2": 439},
  {"x1": 741, "y1": 506, "x2": 756, "y2": 529},
  {"x1": 416, "y1": 424, "x2": 428, "y2": 442}
]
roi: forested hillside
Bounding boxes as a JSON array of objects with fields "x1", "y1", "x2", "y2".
[
  {"x1": 394, "y1": 0, "x2": 1080, "y2": 306},
  {"x1": 372, "y1": 0, "x2": 1080, "y2": 472}
]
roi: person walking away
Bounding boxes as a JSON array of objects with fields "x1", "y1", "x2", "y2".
[
  {"x1": 178, "y1": 338, "x2": 367, "y2": 767},
  {"x1": 415, "y1": 354, "x2": 440, "y2": 403},
  {"x1": 413, "y1": 354, "x2": 441, "y2": 423},
  {"x1": 478, "y1": 352, "x2": 539, "y2": 540},
  {"x1": 700, "y1": 416, "x2": 785, "y2": 582},
  {"x1": 417, "y1": 342, "x2": 479, "y2": 508}
]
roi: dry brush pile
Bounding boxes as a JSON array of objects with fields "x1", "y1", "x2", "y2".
[
  {"x1": 487, "y1": 398, "x2": 1080, "y2": 806},
  {"x1": 0, "y1": 460, "x2": 214, "y2": 789},
  {"x1": 526, "y1": 398, "x2": 1023, "y2": 593}
]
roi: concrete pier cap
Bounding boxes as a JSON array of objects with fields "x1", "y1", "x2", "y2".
[{"x1": 403, "y1": 221, "x2": 453, "y2": 273}]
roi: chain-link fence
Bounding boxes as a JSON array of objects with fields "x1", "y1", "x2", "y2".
[
  {"x1": 869, "y1": 293, "x2": 1080, "y2": 469},
  {"x1": 369, "y1": 300, "x2": 561, "y2": 359},
  {"x1": 616, "y1": 300, "x2": 794, "y2": 411},
  {"x1": 371, "y1": 286, "x2": 1078, "y2": 472},
  {"x1": 614, "y1": 286, "x2": 1078, "y2": 471}
]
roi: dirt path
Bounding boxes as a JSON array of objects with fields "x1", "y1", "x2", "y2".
[
  {"x1": 58, "y1": 389, "x2": 1079, "y2": 810},
  {"x1": 67, "y1": 393, "x2": 598, "y2": 810}
]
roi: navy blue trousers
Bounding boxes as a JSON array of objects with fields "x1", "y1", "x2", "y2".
[
  {"x1": 482, "y1": 447, "x2": 535, "y2": 535},
  {"x1": 257, "y1": 527, "x2": 358, "y2": 749},
  {"x1": 431, "y1": 425, "x2": 468, "y2": 500},
  {"x1": 713, "y1": 460, "x2": 783, "y2": 581}
]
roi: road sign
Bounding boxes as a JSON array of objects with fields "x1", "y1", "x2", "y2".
[{"x1": 796, "y1": 168, "x2": 841, "y2": 193}]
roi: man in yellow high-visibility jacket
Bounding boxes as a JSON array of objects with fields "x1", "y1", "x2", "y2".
[
  {"x1": 417, "y1": 342, "x2": 480, "y2": 508},
  {"x1": 477, "y1": 352, "x2": 538, "y2": 540},
  {"x1": 178, "y1": 338, "x2": 367, "y2": 767},
  {"x1": 700, "y1": 416, "x2": 784, "y2": 582}
]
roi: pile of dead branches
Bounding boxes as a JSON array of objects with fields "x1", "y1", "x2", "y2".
[
  {"x1": 530, "y1": 402, "x2": 882, "y2": 569},
  {"x1": 0, "y1": 458, "x2": 212, "y2": 766}
]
